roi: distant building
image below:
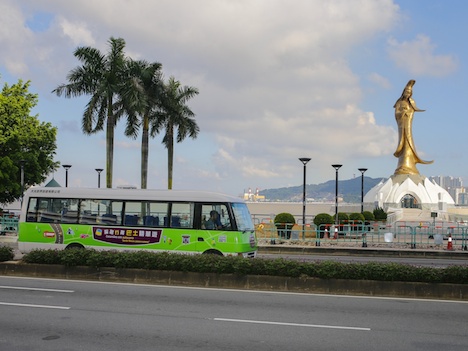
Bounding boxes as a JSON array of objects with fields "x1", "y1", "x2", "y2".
[
  {"x1": 429, "y1": 176, "x2": 465, "y2": 205},
  {"x1": 243, "y1": 188, "x2": 265, "y2": 202}
]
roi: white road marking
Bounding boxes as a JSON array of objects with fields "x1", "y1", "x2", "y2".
[
  {"x1": 2, "y1": 276, "x2": 467, "y2": 304},
  {"x1": 214, "y1": 318, "x2": 371, "y2": 331},
  {"x1": 0, "y1": 302, "x2": 70, "y2": 310},
  {"x1": 0, "y1": 285, "x2": 74, "y2": 293}
]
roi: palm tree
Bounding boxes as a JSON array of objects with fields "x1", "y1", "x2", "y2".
[
  {"x1": 117, "y1": 59, "x2": 163, "y2": 189},
  {"x1": 52, "y1": 37, "x2": 129, "y2": 188},
  {"x1": 153, "y1": 77, "x2": 199, "y2": 189}
]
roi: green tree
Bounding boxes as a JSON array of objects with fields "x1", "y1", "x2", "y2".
[
  {"x1": 153, "y1": 77, "x2": 199, "y2": 189},
  {"x1": 0, "y1": 78, "x2": 58, "y2": 203},
  {"x1": 53, "y1": 37, "x2": 129, "y2": 188},
  {"x1": 333, "y1": 212, "x2": 349, "y2": 223},
  {"x1": 373, "y1": 207, "x2": 387, "y2": 221},
  {"x1": 313, "y1": 213, "x2": 333, "y2": 227},
  {"x1": 349, "y1": 213, "x2": 365, "y2": 222},
  {"x1": 362, "y1": 211, "x2": 375, "y2": 221},
  {"x1": 118, "y1": 59, "x2": 163, "y2": 189}
]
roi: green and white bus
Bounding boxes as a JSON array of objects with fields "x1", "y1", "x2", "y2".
[{"x1": 18, "y1": 187, "x2": 257, "y2": 257}]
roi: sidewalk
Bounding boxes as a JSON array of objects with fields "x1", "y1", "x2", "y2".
[
  {"x1": 258, "y1": 243, "x2": 468, "y2": 259},
  {"x1": 0, "y1": 234, "x2": 17, "y2": 244}
]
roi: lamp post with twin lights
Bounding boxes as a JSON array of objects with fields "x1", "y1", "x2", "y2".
[
  {"x1": 95, "y1": 168, "x2": 104, "y2": 188},
  {"x1": 331, "y1": 164, "x2": 342, "y2": 225},
  {"x1": 358, "y1": 168, "x2": 367, "y2": 213},
  {"x1": 63, "y1": 164, "x2": 72, "y2": 188},
  {"x1": 299, "y1": 158, "x2": 311, "y2": 238}
]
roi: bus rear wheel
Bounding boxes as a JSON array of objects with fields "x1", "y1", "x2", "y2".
[
  {"x1": 203, "y1": 249, "x2": 223, "y2": 256},
  {"x1": 65, "y1": 243, "x2": 85, "y2": 250}
]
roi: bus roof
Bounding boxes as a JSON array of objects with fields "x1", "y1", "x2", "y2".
[{"x1": 23, "y1": 187, "x2": 246, "y2": 204}]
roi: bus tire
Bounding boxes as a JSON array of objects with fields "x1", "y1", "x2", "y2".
[
  {"x1": 203, "y1": 249, "x2": 223, "y2": 256},
  {"x1": 65, "y1": 243, "x2": 85, "y2": 250}
]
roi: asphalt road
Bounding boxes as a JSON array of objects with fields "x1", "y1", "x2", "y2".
[{"x1": 0, "y1": 276, "x2": 467, "y2": 351}]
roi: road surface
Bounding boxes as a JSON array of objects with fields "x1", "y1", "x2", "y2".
[{"x1": 0, "y1": 276, "x2": 467, "y2": 351}]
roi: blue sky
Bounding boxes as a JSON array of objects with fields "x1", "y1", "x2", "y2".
[{"x1": 0, "y1": 0, "x2": 466, "y2": 197}]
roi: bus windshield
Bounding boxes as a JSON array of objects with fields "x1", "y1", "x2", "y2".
[{"x1": 231, "y1": 203, "x2": 254, "y2": 231}]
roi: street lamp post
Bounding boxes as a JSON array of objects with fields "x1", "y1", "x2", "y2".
[
  {"x1": 299, "y1": 158, "x2": 311, "y2": 240},
  {"x1": 331, "y1": 164, "x2": 342, "y2": 225},
  {"x1": 63, "y1": 165, "x2": 72, "y2": 187},
  {"x1": 20, "y1": 160, "x2": 25, "y2": 205},
  {"x1": 358, "y1": 168, "x2": 368, "y2": 213},
  {"x1": 95, "y1": 168, "x2": 104, "y2": 188}
]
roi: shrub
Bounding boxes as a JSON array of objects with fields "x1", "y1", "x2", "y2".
[
  {"x1": 313, "y1": 213, "x2": 333, "y2": 227},
  {"x1": 373, "y1": 207, "x2": 388, "y2": 221},
  {"x1": 333, "y1": 212, "x2": 349, "y2": 223},
  {"x1": 349, "y1": 213, "x2": 365, "y2": 222},
  {"x1": 313, "y1": 213, "x2": 333, "y2": 237},
  {"x1": 0, "y1": 245, "x2": 14, "y2": 261},
  {"x1": 274, "y1": 213, "x2": 295, "y2": 226},
  {"x1": 19, "y1": 248, "x2": 468, "y2": 285},
  {"x1": 274, "y1": 213, "x2": 296, "y2": 239},
  {"x1": 22, "y1": 249, "x2": 61, "y2": 264},
  {"x1": 362, "y1": 211, "x2": 375, "y2": 221}
]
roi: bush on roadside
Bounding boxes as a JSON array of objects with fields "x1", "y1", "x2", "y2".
[
  {"x1": 273, "y1": 213, "x2": 296, "y2": 227},
  {"x1": 0, "y1": 245, "x2": 14, "y2": 261},
  {"x1": 20, "y1": 248, "x2": 468, "y2": 285},
  {"x1": 373, "y1": 207, "x2": 388, "y2": 221},
  {"x1": 348, "y1": 213, "x2": 365, "y2": 222},
  {"x1": 313, "y1": 213, "x2": 333, "y2": 227},
  {"x1": 362, "y1": 211, "x2": 375, "y2": 221},
  {"x1": 333, "y1": 212, "x2": 349, "y2": 223}
]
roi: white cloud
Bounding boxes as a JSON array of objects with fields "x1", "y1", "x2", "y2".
[
  {"x1": 387, "y1": 34, "x2": 458, "y2": 77},
  {"x1": 368, "y1": 73, "x2": 392, "y2": 89},
  {"x1": 2, "y1": 0, "x2": 417, "y2": 193},
  {"x1": 58, "y1": 17, "x2": 95, "y2": 46},
  {"x1": 0, "y1": 0, "x2": 33, "y2": 75}
]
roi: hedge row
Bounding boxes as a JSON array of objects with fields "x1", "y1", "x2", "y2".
[
  {"x1": 16, "y1": 248, "x2": 468, "y2": 285},
  {"x1": 0, "y1": 246, "x2": 14, "y2": 261}
]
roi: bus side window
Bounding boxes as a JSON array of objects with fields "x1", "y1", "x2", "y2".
[
  {"x1": 200, "y1": 204, "x2": 233, "y2": 230},
  {"x1": 143, "y1": 215, "x2": 159, "y2": 226},
  {"x1": 171, "y1": 202, "x2": 193, "y2": 228},
  {"x1": 79, "y1": 199, "x2": 97, "y2": 224}
]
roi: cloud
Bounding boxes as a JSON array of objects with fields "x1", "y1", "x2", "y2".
[
  {"x1": 0, "y1": 0, "x2": 33, "y2": 75},
  {"x1": 57, "y1": 16, "x2": 95, "y2": 46},
  {"x1": 3, "y1": 0, "x2": 406, "y2": 192},
  {"x1": 368, "y1": 73, "x2": 392, "y2": 89},
  {"x1": 387, "y1": 34, "x2": 458, "y2": 77}
]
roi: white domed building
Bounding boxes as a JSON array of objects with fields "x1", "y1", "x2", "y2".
[{"x1": 364, "y1": 174, "x2": 454, "y2": 212}]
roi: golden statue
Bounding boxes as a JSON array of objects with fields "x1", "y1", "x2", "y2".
[{"x1": 393, "y1": 80, "x2": 433, "y2": 175}]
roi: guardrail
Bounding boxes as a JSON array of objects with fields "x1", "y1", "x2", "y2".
[
  {"x1": 0, "y1": 215, "x2": 19, "y2": 236},
  {"x1": 254, "y1": 220, "x2": 468, "y2": 251}
]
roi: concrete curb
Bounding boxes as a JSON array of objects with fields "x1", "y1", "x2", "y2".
[
  {"x1": 258, "y1": 245, "x2": 468, "y2": 259},
  {"x1": 1, "y1": 262, "x2": 466, "y2": 301}
]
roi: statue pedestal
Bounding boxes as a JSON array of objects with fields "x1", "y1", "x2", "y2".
[{"x1": 364, "y1": 174, "x2": 454, "y2": 211}]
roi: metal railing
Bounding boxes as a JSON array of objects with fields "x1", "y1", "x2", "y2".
[
  {"x1": 0, "y1": 215, "x2": 19, "y2": 236},
  {"x1": 254, "y1": 219, "x2": 468, "y2": 251}
]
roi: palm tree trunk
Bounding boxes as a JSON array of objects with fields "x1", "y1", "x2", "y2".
[
  {"x1": 106, "y1": 97, "x2": 114, "y2": 188},
  {"x1": 141, "y1": 114, "x2": 149, "y2": 189},
  {"x1": 167, "y1": 125, "x2": 174, "y2": 190}
]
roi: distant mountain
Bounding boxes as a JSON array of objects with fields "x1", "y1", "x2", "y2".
[{"x1": 259, "y1": 176, "x2": 385, "y2": 202}]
